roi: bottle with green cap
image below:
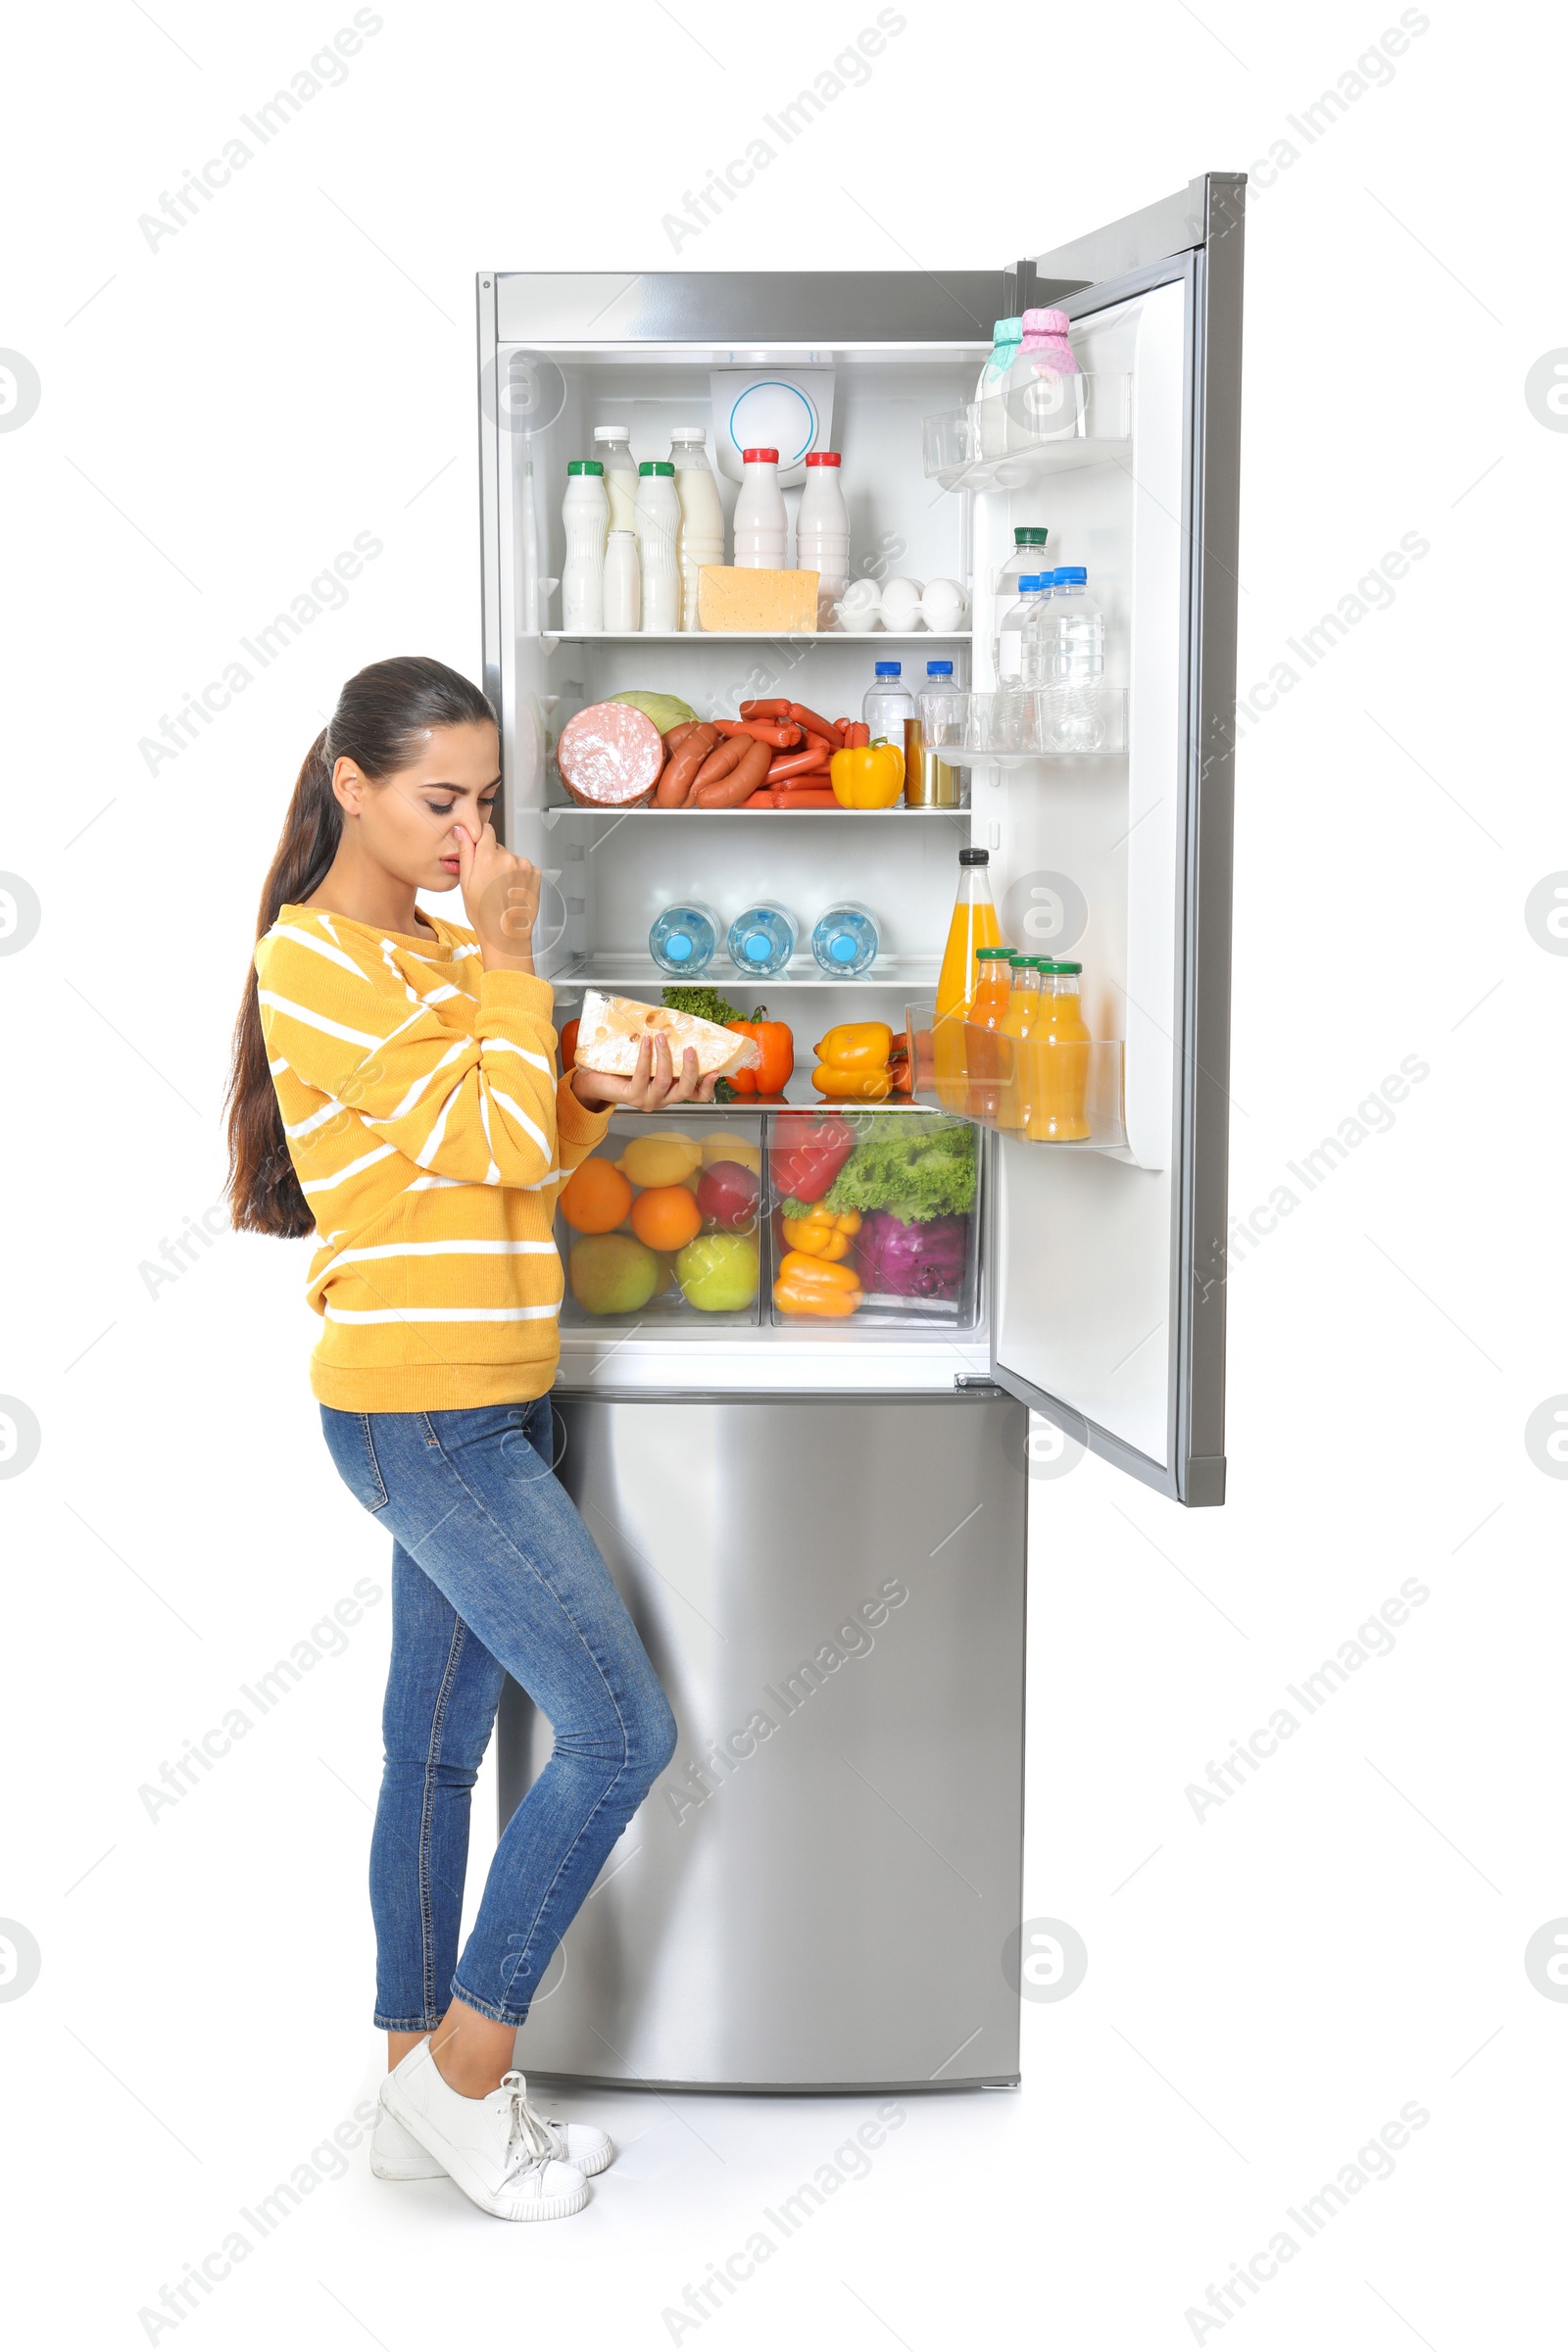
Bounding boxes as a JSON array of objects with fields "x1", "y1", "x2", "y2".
[
  {"x1": 1024, "y1": 959, "x2": 1091, "y2": 1142},
  {"x1": 967, "y1": 947, "x2": 1014, "y2": 1120},
  {"x1": 976, "y1": 317, "x2": 1024, "y2": 459},
  {"x1": 996, "y1": 952, "x2": 1041, "y2": 1131},
  {"x1": 562, "y1": 459, "x2": 609, "y2": 633},
  {"x1": 634, "y1": 460, "x2": 681, "y2": 632}
]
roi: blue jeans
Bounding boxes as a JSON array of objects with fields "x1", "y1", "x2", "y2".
[{"x1": 319, "y1": 1398, "x2": 677, "y2": 2030}]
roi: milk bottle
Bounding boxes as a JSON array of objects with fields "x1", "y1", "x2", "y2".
[
  {"x1": 593, "y1": 426, "x2": 640, "y2": 531},
  {"x1": 669, "y1": 428, "x2": 726, "y2": 632}
]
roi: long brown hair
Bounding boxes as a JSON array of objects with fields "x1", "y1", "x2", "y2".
[{"x1": 225, "y1": 655, "x2": 496, "y2": 1237}]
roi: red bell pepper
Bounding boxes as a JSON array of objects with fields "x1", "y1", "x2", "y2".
[
  {"x1": 768, "y1": 1114, "x2": 856, "y2": 1203},
  {"x1": 726, "y1": 1012, "x2": 795, "y2": 1098}
]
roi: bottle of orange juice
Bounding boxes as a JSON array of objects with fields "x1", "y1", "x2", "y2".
[
  {"x1": 965, "y1": 948, "x2": 1012, "y2": 1119},
  {"x1": 995, "y1": 955, "x2": 1040, "y2": 1132},
  {"x1": 1024, "y1": 958, "x2": 1092, "y2": 1141},
  {"x1": 933, "y1": 849, "x2": 1003, "y2": 1109}
]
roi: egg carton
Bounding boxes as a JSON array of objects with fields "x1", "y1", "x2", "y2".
[{"x1": 833, "y1": 576, "x2": 970, "y2": 634}]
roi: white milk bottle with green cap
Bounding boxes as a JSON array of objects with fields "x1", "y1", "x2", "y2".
[
  {"x1": 594, "y1": 425, "x2": 640, "y2": 531},
  {"x1": 634, "y1": 461, "x2": 682, "y2": 632},
  {"x1": 975, "y1": 318, "x2": 1023, "y2": 458},
  {"x1": 561, "y1": 460, "x2": 609, "y2": 632},
  {"x1": 669, "y1": 427, "x2": 726, "y2": 632}
]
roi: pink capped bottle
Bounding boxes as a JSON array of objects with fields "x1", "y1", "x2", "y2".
[{"x1": 1004, "y1": 309, "x2": 1083, "y2": 452}]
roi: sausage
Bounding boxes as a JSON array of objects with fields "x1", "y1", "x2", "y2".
[
  {"x1": 802, "y1": 733, "x2": 835, "y2": 756},
  {"x1": 696, "y1": 736, "x2": 773, "y2": 808},
  {"x1": 788, "y1": 704, "x2": 844, "y2": 750},
  {"x1": 766, "y1": 747, "x2": 832, "y2": 780},
  {"x1": 739, "y1": 698, "x2": 793, "y2": 718},
  {"x1": 657, "y1": 724, "x2": 720, "y2": 807},
  {"x1": 692, "y1": 735, "x2": 749, "y2": 791},
  {"x1": 662, "y1": 721, "x2": 704, "y2": 750},
  {"x1": 767, "y1": 788, "x2": 840, "y2": 809},
  {"x1": 847, "y1": 721, "x2": 871, "y2": 749},
  {"x1": 557, "y1": 702, "x2": 665, "y2": 807}
]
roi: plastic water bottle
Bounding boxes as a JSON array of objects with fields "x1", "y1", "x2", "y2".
[
  {"x1": 635, "y1": 462, "x2": 681, "y2": 632},
  {"x1": 862, "y1": 660, "x2": 914, "y2": 749},
  {"x1": 811, "y1": 903, "x2": 879, "y2": 977},
  {"x1": 650, "y1": 902, "x2": 721, "y2": 976},
  {"x1": 727, "y1": 902, "x2": 797, "y2": 978},
  {"x1": 995, "y1": 575, "x2": 1049, "y2": 684},
  {"x1": 1040, "y1": 566, "x2": 1105, "y2": 751},
  {"x1": 997, "y1": 525, "x2": 1050, "y2": 597},
  {"x1": 1020, "y1": 570, "x2": 1062, "y2": 684},
  {"x1": 561, "y1": 461, "x2": 609, "y2": 633}
]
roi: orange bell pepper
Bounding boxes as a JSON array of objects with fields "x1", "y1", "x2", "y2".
[
  {"x1": 780, "y1": 1203, "x2": 861, "y2": 1261},
  {"x1": 725, "y1": 1011, "x2": 795, "y2": 1097},
  {"x1": 772, "y1": 1250, "x2": 862, "y2": 1317}
]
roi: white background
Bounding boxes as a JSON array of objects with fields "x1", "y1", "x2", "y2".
[{"x1": 1, "y1": 2, "x2": 1562, "y2": 2345}]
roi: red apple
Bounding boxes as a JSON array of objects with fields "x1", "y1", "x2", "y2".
[{"x1": 696, "y1": 1159, "x2": 760, "y2": 1233}]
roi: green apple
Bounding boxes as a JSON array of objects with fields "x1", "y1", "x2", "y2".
[
  {"x1": 675, "y1": 1233, "x2": 760, "y2": 1313},
  {"x1": 569, "y1": 1234, "x2": 659, "y2": 1316}
]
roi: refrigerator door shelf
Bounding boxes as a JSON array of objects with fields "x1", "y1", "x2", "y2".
[
  {"x1": 922, "y1": 374, "x2": 1133, "y2": 491},
  {"x1": 927, "y1": 686, "x2": 1129, "y2": 763},
  {"x1": 905, "y1": 1006, "x2": 1131, "y2": 1158}
]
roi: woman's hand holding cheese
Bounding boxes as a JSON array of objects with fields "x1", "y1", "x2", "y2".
[{"x1": 570, "y1": 1033, "x2": 716, "y2": 1111}]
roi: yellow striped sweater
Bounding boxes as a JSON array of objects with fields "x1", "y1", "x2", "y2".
[{"x1": 255, "y1": 903, "x2": 610, "y2": 1411}]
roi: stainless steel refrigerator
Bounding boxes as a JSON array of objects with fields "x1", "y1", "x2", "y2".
[{"x1": 480, "y1": 174, "x2": 1244, "y2": 2090}]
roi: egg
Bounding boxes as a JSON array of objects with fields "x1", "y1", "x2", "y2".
[
  {"x1": 878, "y1": 576, "x2": 924, "y2": 629},
  {"x1": 837, "y1": 577, "x2": 883, "y2": 632},
  {"x1": 920, "y1": 577, "x2": 969, "y2": 630}
]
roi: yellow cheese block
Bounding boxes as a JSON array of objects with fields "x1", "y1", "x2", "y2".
[{"x1": 698, "y1": 566, "x2": 819, "y2": 634}]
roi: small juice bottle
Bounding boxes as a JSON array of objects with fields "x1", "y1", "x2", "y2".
[
  {"x1": 966, "y1": 948, "x2": 1013, "y2": 1119},
  {"x1": 995, "y1": 956, "x2": 1040, "y2": 1132},
  {"x1": 933, "y1": 849, "x2": 1003, "y2": 1109},
  {"x1": 1024, "y1": 958, "x2": 1092, "y2": 1141}
]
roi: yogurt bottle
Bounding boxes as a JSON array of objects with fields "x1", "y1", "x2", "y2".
[
  {"x1": 594, "y1": 426, "x2": 640, "y2": 531},
  {"x1": 634, "y1": 461, "x2": 681, "y2": 632},
  {"x1": 732, "y1": 447, "x2": 787, "y2": 569},
  {"x1": 561, "y1": 459, "x2": 608, "y2": 633},
  {"x1": 796, "y1": 450, "x2": 850, "y2": 615},
  {"x1": 670, "y1": 427, "x2": 726, "y2": 632}
]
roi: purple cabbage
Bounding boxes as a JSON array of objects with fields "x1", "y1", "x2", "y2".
[{"x1": 856, "y1": 1210, "x2": 968, "y2": 1300}]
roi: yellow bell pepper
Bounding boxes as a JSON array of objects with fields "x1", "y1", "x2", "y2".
[
  {"x1": 780, "y1": 1203, "x2": 862, "y2": 1261},
  {"x1": 772, "y1": 1249, "x2": 862, "y2": 1317},
  {"x1": 814, "y1": 1022, "x2": 893, "y2": 1071},
  {"x1": 812, "y1": 1064, "x2": 893, "y2": 1099},
  {"x1": 829, "y1": 743, "x2": 904, "y2": 808}
]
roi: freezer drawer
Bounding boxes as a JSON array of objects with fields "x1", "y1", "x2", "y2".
[{"x1": 500, "y1": 1395, "x2": 1027, "y2": 2092}]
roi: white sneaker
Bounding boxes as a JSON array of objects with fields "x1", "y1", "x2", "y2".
[
  {"x1": 381, "y1": 2043, "x2": 588, "y2": 2221},
  {"x1": 370, "y1": 2105, "x2": 446, "y2": 2181},
  {"x1": 372, "y1": 2071, "x2": 612, "y2": 2180}
]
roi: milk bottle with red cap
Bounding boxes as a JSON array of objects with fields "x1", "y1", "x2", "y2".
[
  {"x1": 732, "y1": 448, "x2": 787, "y2": 569},
  {"x1": 796, "y1": 450, "x2": 850, "y2": 615}
]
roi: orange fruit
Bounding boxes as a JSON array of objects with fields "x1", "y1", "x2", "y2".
[
  {"x1": 560, "y1": 1156, "x2": 634, "y2": 1234},
  {"x1": 630, "y1": 1183, "x2": 704, "y2": 1252}
]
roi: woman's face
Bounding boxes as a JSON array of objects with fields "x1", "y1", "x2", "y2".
[{"x1": 334, "y1": 720, "x2": 501, "y2": 893}]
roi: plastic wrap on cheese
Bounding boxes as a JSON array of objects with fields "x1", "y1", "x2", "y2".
[{"x1": 573, "y1": 992, "x2": 761, "y2": 1081}]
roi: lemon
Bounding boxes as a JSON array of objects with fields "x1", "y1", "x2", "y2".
[
  {"x1": 616, "y1": 1133, "x2": 703, "y2": 1188},
  {"x1": 700, "y1": 1130, "x2": 761, "y2": 1174}
]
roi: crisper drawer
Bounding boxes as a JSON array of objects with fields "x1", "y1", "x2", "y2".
[
  {"x1": 555, "y1": 1105, "x2": 983, "y2": 1335},
  {"x1": 767, "y1": 1105, "x2": 981, "y2": 1332},
  {"x1": 557, "y1": 1110, "x2": 765, "y2": 1328}
]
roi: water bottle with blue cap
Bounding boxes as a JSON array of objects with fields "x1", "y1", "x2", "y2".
[
  {"x1": 726, "y1": 902, "x2": 797, "y2": 979},
  {"x1": 649, "y1": 902, "x2": 721, "y2": 977},
  {"x1": 810, "y1": 903, "x2": 880, "y2": 978}
]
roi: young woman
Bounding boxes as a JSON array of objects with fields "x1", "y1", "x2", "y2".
[{"x1": 226, "y1": 656, "x2": 712, "y2": 2223}]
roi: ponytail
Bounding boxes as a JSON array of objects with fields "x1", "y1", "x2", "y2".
[{"x1": 223, "y1": 655, "x2": 495, "y2": 1237}]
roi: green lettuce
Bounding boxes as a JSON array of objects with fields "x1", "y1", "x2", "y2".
[{"x1": 821, "y1": 1122, "x2": 977, "y2": 1224}]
